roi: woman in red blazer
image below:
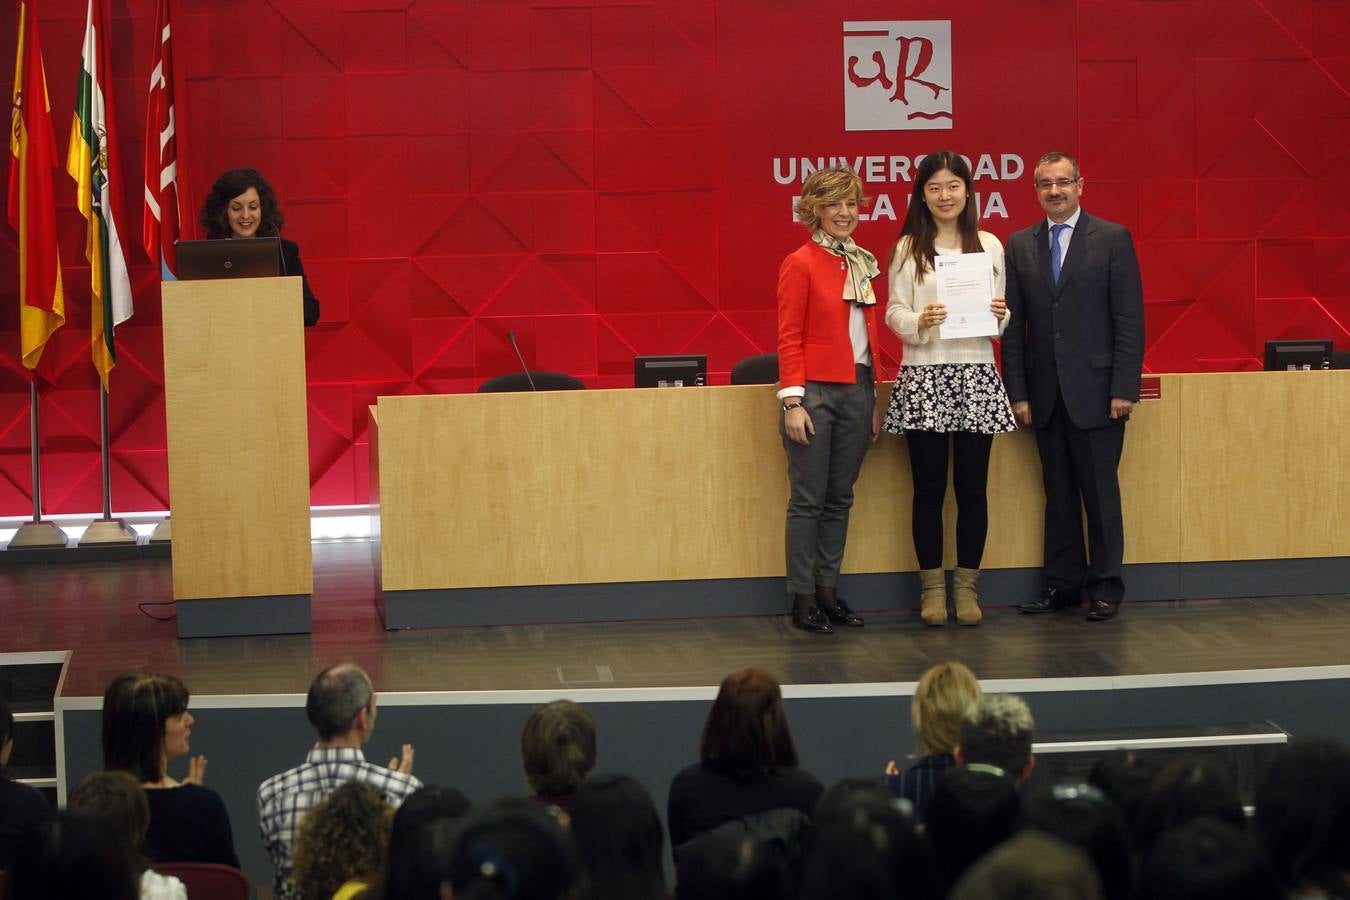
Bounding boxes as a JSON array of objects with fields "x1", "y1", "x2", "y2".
[{"x1": 777, "y1": 166, "x2": 882, "y2": 634}]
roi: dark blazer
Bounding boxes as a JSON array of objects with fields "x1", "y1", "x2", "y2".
[
  {"x1": 1001, "y1": 211, "x2": 1144, "y2": 430},
  {"x1": 280, "y1": 238, "x2": 320, "y2": 327}
]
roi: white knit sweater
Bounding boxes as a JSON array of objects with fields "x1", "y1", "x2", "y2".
[{"x1": 885, "y1": 231, "x2": 1009, "y2": 367}]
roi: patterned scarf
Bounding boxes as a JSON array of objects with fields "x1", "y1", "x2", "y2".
[{"x1": 813, "y1": 230, "x2": 879, "y2": 306}]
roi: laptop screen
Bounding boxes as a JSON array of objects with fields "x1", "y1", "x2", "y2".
[{"x1": 175, "y1": 237, "x2": 285, "y2": 281}]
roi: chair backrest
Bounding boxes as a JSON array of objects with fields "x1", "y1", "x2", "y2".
[
  {"x1": 1334, "y1": 349, "x2": 1350, "y2": 370},
  {"x1": 478, "y1": 371, "x2": 585, "y2": 393},
  {"x1": 730, "y1": 353, "x2": 779, "y2": 385},
  {"x1": 152, "y1": 863, "x2": 250, "y2": 900}
]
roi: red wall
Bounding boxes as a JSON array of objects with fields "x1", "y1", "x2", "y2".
[{"x1": 3, "y1": 0, "x2": 1349, "y2": 516}]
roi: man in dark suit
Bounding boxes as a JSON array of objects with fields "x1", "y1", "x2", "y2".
[{"x1": 1002, "y1": 152, "x2": 1144, "y2": 621}]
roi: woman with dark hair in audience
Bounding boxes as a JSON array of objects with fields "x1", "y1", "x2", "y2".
[
  {"x1": 570, "y1": 773, "x2": 668, "y2": 900},
  {"x1": 1087, "y1": 748, "x2": 1162, "y2": 841},
  {"x1": 1017, "y1": 780, "x2": 1133, "y2": 900},
  {"x1": 446, "y1": 799, "x2": 580, "y2": 900},
  {"x1": 924, "y1": 766, "x2": 1020, "y2": 895},
  {"x1": 1136, "y1": 818, "x2": 1284, "y2": 900},
  {"x1": 0, "y1": 696, "x2": 51, "y2": 871},
  {"x1": 883, "y1": 660, "x2": 981, "y2": 821},
  {"x1": 1134, "y1": 754, "x2": 1245, "y2": 854},
  {"x1": 666, "y1": 669, "x2": 823, "y2": 851},
  {"x1": 67, "y1": 770, "x2": 187, "y2": 900},
  {"x1": 673, "y1": 830, "x2": 784, "y2": 900},
  {"x1": 1253, "y1": 737, "x2": 1350, "y2": 898},
  {"x1": 100, "y1": 673, "x2": 239, "y2": 867},
  {"x1": 367, "y1": 785, "x2": 473, "y2": 900},
  {"x1": 521, "y1": 700, "x2": 597, "y2": 813},
  {"x1": 198, "y1": 167, "x2": 320, "y2": 326},
  {"x1": 292, "y1": 781, "x2": 394, "y2": 900},
  {"x1": 9, "y1": 809, "x2": 139, "y2": 900},
  {"x1": 799, "y1": 779, "x2": 936, "y2": 900}
]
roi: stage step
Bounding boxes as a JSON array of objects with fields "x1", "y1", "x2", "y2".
[{"x1": 0, "y1": 652, "x2": 68, "y2": 806}]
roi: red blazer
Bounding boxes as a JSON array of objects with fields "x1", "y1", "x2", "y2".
[{"x1": 777, "y1": 241, "x2": 882, "y2": 389}]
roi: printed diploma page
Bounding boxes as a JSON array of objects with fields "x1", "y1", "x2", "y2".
[{"x1": 935, "y1": 252, "x2": 998, "y2": 339}]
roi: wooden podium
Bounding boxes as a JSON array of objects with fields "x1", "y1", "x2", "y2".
[{"x1": 161, "y1": 277, "x2": 313, "y2": 637}]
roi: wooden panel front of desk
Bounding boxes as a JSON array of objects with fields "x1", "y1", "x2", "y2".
[
  {"x1": 373, "y1": 371, "x2": 1347, "y2": 598},
  {"x1": 162, "y1": 277, "x2": 313, "y2": 607}
]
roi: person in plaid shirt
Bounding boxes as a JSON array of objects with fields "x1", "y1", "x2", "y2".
[{"x1": 257, "y1": 663, "x2": 421, "y2": 897}]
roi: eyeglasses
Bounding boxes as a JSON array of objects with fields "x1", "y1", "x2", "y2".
[{"x1": 1035, "y1": 177, "x2": 1079, "y2": 191}]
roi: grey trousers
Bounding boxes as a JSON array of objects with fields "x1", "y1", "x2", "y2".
[{"x1": 781, "y1": 369, "x2": 874, "y2": 597}]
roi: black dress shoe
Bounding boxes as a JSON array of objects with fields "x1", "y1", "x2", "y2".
[
  {"x1": 1086, "y1": 599, "x2": 1120, "y2": 621},
  {"x1": 791, "y1": 606, "x2": 834, "y2": 634},
  {"x1": 817, "y1": 596, "x2": 864, "y2": 627},
  {"x1": 1017, "y1": 585, "x2": 1079, "y2": 614}
]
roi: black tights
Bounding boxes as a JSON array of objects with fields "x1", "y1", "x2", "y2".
[{"x1": 904, "y1": 430, "x2": 993, "y2": 570}]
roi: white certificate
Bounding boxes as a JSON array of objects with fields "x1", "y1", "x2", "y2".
[{"x1": 934, "y1": 252, "x2": 998, "y2": 339}]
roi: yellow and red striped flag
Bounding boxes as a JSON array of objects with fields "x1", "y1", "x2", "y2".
[
  {"x1": 68, "y1": 0, "x2": 133, "y2": 391},
  {"x1": 142, "y1": 0, "x2": 190, "y2": 276},
  {"x1": 7, "y1": 0, "x2": 66, "y2": 370}
]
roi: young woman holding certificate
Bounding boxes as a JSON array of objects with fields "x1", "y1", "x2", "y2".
[{"x1": 883, "y1": 150, "x2": 1016, "y2": 627}]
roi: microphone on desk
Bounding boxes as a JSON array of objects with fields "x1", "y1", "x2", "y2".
[{"x1": 506, "y1": 331, "x2": 537, "y2": 392}]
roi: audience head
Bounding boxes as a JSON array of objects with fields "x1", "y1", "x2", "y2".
[
  {"x1": 520, "y1": 700, "x2": 597, "y2": 803},
  {"x1": 700, "y1": 668, "x2": 798, "y2": 779},
  {"x1": 801, "y1": 781, "x2": 935, "y2": 900},
  {"x1": 447, "y1": 799, "x2": 580, "y2": 900},
  {"x1": 1087, "y1": 749, "x2": 1162, "y2": 837},
  {"x1": 67, "y1": 770, "x2": 150, "y2": 858},
  {"x1": 306, "y1": 663, "x2": 375, "y2": 743},
  {"x1": 947, "y1": 830, "x2": 1104, "y2": 900},
  {"x1": 793, "y1": 165, "x2": 866, "y2": 234},
  {"x1": 912, "y1": 661, "x2": 982, "y2": 757},
  {"x1": 100, "y1": 672, "x2": 191, "y2": 783},
  {"x1": 925, "y1": 767, "x2": 1020, "y2": 894},
  {"x1": 1136, "y1": 754, "x2": 1245, "y2": 852},
  {"x1": 1136, "y1": 818, "x2": 1284, "y2": 900},
  {"x1": 1017, "y1": 780, "x2": 1133, "y2": 900},
  {"x1": 674, "y1": 830, "x2": 785, "y2": 900},
  {"x1": 9, "y1": 810, "x2": 139, "y2": 900},
  {"x1": 569, "y1": 773, "x2": 667, "y2": 900},
  {"x1": 377, "y1": 786, "x2": 474, "y2": 900},
  {"x1": 199, "y1": 167, "x2": 285, "y2": 239},
  {"x1": 292, "y1": 781, "x2": 394, "y2": 900},
  {"x1": 1253, "y1": 737, "x2": 1350, "y2": 895},
  {"x1": 956, "y1": 693, "x2": 1035, "y2": 782}
]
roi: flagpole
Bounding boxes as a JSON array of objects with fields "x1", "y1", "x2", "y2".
[
  {"x1": 7, "y1": 381, "x2": 68, "y2": 548},
  {"x1": 78, "y1": 385, "x2": 138, "y2": 545}
]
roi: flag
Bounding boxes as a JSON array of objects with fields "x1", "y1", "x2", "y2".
[
  {"x1": 7, "y1": 0, "x2": 66, "y2": 370},
  {"x1": 142, "y1": 0, "x2": 188, "y2": 276},
  {"x1": 68, "y1": 0, "x2": 132, "y2": 391}
]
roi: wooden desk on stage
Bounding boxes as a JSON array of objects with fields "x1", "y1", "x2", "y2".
[{"x1": 369, "y1": 371, "x2": 1349, "y2": 628}]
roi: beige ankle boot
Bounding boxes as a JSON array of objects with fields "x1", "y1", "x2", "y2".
[
  {"x1": 953, "y1": 566, "x2": 983, "y2": 626},
  {"x1": 919, "y1": 568, "x2": 947, "y2": 626}
]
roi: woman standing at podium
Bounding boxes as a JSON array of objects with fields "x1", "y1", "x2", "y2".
[
  {"x1": 776, "y1": 166, "x2": 882, "y2": 635},
  {"x1": 199, "y1": 168, "x2": 320, "y2": 326}
]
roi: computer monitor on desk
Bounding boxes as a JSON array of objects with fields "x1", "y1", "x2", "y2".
[
  {"x1": 1264, "y1": 339, "x2": 1332, "y2": 371},
  {"x1": 635, "y1": 354, "x2": 706, "y2": 388}
]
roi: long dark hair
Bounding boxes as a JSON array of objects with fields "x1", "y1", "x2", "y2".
[
  {"x1": 199, "y1": 167, "x2": 285, "y2": 239},
  {"x1": 100, "y1": 673, "x2": 189, "y2": 783},
  {"x1": 894, "y1": 150, "x2": 982, "y2": 275},
  {"x1": 570, "y1": 774, "x2": 668, "y2": 900},
  {"x1": 699, "y1": 669, "x2": 798, "y2": 780}
]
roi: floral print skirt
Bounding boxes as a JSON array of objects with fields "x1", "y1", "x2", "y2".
[{"x1": 882, "y1": 363, "x2": 1017, "y2": 435}]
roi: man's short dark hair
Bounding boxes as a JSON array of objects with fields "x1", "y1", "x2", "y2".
[
  {"x1": 1035, "y1": 151, "x2": 1081, "y2": 180},
  {"x1": 306, "y1": 664, "x2": 373, "y2": 740},
  {"x1": 960, "y1": 694, "x2": 1034, "y2": 779}
]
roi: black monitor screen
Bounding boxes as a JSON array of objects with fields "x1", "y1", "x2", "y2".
[
  {"x1": 176, "y1": 237, "x2": 284, "y2": 281},
  {"x1": 634, "y1": 354, "x2": 707, "y2": 388},
  {"x1": 1263, "y1": 339, "x2": 1332, "y2": 371}
]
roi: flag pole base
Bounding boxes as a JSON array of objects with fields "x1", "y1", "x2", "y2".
[
  {"x1": 78, "y1": 518, "x2": 140, "y2": 546},
  {"x1": 8, "y1": 521, "x2": 70, "y2": 549},
  {"x1": 149, "y1": 518, "x2": 171, "y2": 543}
]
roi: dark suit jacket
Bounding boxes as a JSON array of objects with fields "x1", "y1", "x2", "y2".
[
  {"x1": 280, "y1": 237, "x2": 320, "y2": 327},
  {"x1": 1001, "y1": 211, "x2": 1144, "y2": 430}
]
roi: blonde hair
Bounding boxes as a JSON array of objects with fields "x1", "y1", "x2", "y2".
[
  {"x1": 912, "y1": 661, "x2": 982, "y2": 757},
  {"x1": 794, "y1": 166, "x2": 869, "y2": 232}
]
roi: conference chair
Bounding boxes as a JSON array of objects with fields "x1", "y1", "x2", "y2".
[
  {"x1": 730, "y1": 353, "x2": 779, "y2": 385},
  {"x1": 1334, "y1": 350, "x2": 1350, "y2": 369},
  {"x1": 152, "y1": 862, "x2": 250, "y2": 900},
  {"x1": 478, "y1": 371, "x2": 586, "y2": 392}
]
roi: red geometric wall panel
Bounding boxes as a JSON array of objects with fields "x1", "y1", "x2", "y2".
[{"x1": 2, "y1": 0, "x2": 1349, "y2": 517}]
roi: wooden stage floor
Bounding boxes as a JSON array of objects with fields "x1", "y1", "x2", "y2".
[{"x1": 2, "y1": 541, "x2": 1347, "y2": 698}]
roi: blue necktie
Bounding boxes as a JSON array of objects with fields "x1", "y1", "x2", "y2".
[{"x1": 1050, "y1": 223, "x2": 1069, "y2": 283}]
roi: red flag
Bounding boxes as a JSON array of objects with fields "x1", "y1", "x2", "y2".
[
  {"x1": 142, "y1": 0, "x2": 190, "y2": 275},
  {"x1": 8, "y1": 0, "x2": 67, "y2": 369}
]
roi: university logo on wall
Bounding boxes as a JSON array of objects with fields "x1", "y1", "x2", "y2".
[{"x1": 843, "y1": 21, "x2": 952, "y2": 132}]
